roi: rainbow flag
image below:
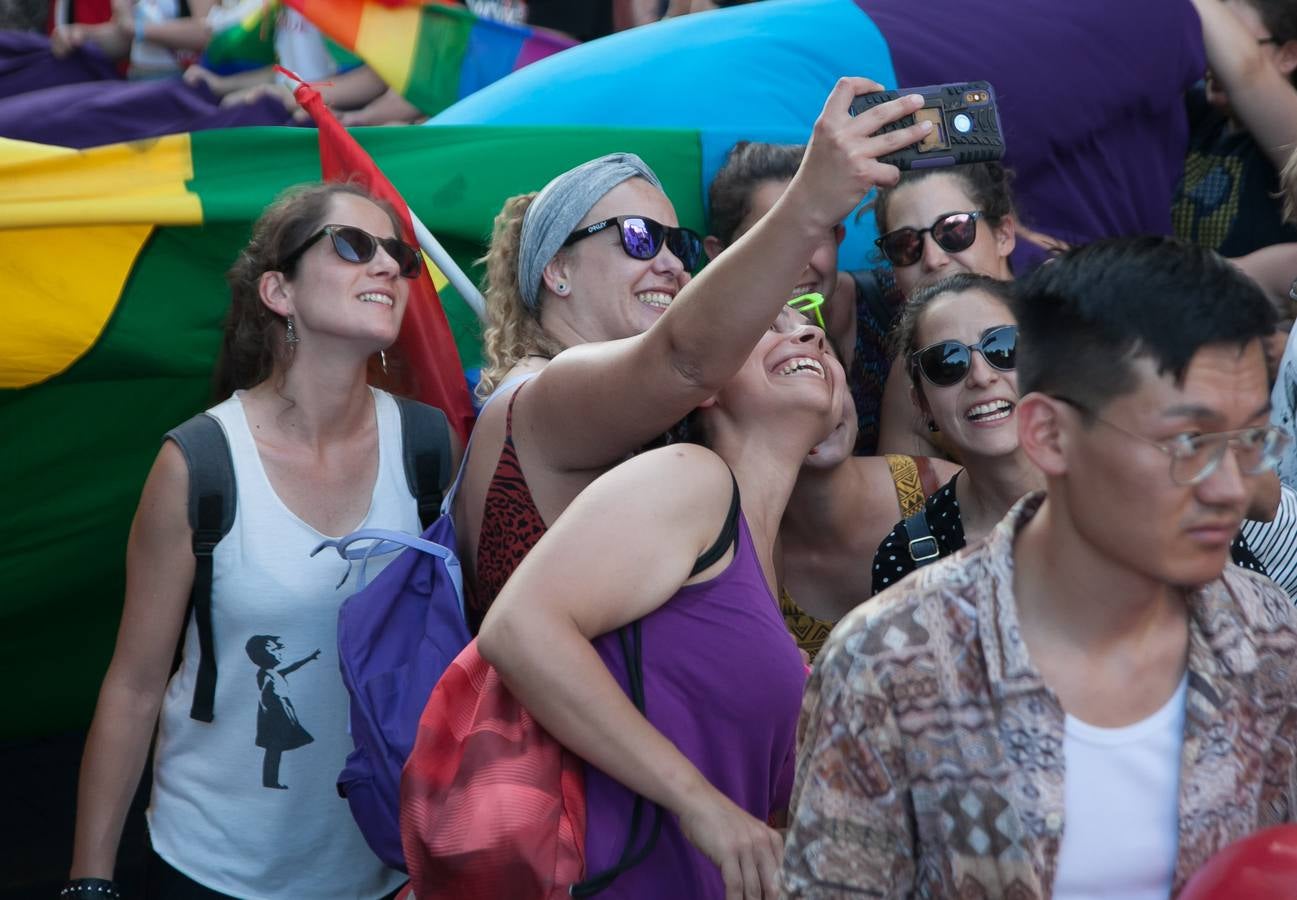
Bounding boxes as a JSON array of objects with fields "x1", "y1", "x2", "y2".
[
  {"x1": 283, "y1": 0, "x2": 577, "y2": 116},
  {"x1": 1, "y1": 124, "x2": 705, "y2": 738},
  {"x1": 201, "y1": 1, "x2": 278, "y2": 73}
]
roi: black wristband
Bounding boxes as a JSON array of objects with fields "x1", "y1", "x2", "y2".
[{"x1": 60, "y1": 879, "x2": 121, "y2": 899}]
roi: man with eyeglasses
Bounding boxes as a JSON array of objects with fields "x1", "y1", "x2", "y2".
[{"x1": 780, "y1": 237, "x2": 1297, "y2": 898}]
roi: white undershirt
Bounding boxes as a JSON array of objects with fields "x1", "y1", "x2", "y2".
[{"x1": 1052, "y1": 674, "x2": 1188, "y2": 900}]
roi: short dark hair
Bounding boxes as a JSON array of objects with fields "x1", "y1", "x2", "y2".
[
  {"x1": 1012, "y1": 236, "x2": 1277, "y2": 413},
  {"x1": 707, "y1": 141, "x2": 805, "y2": 246},
  {"x1": 1251, "y1": 0, "x2": 1297, "y2": 44},
  {"x1": 1249, "y1": 0, "x2": 1297, "y2": 86}
]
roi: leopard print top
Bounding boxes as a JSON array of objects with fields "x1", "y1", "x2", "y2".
[{"x1": 470, "y1": 383, "x2": 548, "y2": 633}]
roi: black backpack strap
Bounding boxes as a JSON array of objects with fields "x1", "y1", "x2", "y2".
[
  {"x1": 850, "y1": 268, "x2": 896, "y2": 334},
  {"x1": 573, "y1": 473, "x2": 741, "y2": 895},
  {"x1": 164, "y1": 413, "x2": 236, "y2": 723},
  {"x1": 903, "y1": 504, "x2": 941, "y2": 568},
  {"x1": 570, "y1": 621, "x2": 663, "y2": 897},
  {"x1": 394, "y1": 396, "x2": 452, "y2": 530},
  {"x1": 688, "y1": 472, "x2": 741, "y2": 577}
]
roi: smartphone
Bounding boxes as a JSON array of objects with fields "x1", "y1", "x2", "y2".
[{"x1": 849, "y1": 81, "x2": 1005, "y2": 170}]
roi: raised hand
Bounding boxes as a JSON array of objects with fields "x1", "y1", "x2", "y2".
[{"x1": 785, "y1": 76, "x2": 933, "y2": 232}]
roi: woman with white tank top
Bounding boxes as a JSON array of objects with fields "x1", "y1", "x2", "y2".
[{"x1": 64, "y1": 183, "x2": 459, "y2": 900}]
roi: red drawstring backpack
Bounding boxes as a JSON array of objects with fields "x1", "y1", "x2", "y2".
[{"x1": 400, "y1": 628, "x2": 660, "y2": 899}]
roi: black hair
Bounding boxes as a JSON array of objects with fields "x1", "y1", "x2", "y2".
[
  {"x1": 1250, "y1": 0, "x2": 1297, "y2": 44},
  {"x1": 1012, "y1": 236, "x2": 1277, "y2": 414},
  {"x1": 707, "y1": 141, "x2": 805, "y2": 246},
  {"x1": 1249, "y1": 0, "x2": 1297, "y2": 86}
]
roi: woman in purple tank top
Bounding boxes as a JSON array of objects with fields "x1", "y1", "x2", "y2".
[{"x1": 477, "y1": 307, "x2": 844, "y2": 900}]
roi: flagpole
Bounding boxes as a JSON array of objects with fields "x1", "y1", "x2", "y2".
[{"x1": 410, "y1": 213, "x2": 487, "y2": 322}]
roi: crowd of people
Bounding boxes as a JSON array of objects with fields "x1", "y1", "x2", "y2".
[{"x1": 13, "y1": 0, "x2": 1297, "y2": 898}]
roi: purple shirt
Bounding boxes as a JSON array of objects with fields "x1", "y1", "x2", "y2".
[{"x1": 583, "y1": 513, "x2": 805, "y2": 898}]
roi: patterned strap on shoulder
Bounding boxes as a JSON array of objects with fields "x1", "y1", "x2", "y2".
[{"x1": 885, "y1": 453, "x2": 926, "y2": 519}]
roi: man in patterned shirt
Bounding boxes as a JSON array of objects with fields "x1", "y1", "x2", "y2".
[{"x1": 781, "y1": 237, "x2": 1297, "y2": 898}]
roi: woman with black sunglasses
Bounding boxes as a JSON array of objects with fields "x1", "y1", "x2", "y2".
[
  {"x1": 452, "y1": 77, "x2": 933, "y2": 633},
  {"x1": 870, "y1": 163, "x2": 1022, "y2": 461},
  {"x1": 65, "y1": 183, "x2": 452, "y2": 900},
  {"x1": 870, "y1": 273, "x2": 1043, "y2": 595}
]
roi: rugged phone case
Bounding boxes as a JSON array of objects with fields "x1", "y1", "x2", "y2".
[{"x1": 850, "y1": 81, "x2": 1005, "y2": 170}]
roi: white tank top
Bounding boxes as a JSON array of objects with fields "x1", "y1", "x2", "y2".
[
  {"x1": 1053, "y1": 674, "x2": 1188, "y2": 900},
  {"x1": 149, "y1": 388, "x2": 413, "y2": 899}
]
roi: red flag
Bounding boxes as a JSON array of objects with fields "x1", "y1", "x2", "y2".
[{"x1": 286, "y1": 72, "x2": 476, "y2": 444}]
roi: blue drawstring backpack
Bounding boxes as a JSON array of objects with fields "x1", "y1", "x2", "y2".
[
  {"x1": 313, "y1": 505, "x2": 471, "y2": 872},
  {"x1": 313, "y1": 375, "x2": 533, "y2": 872}
]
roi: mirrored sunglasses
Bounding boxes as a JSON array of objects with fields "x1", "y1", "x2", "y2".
[
  {"x1": 564, "y1": 215, "x2": 704, "y2": 272},
  {"x1": 910, "y1": 324, "x2": 1017, "y2": 387},
  {"x1": 279, "y1": 224, "x2": 423, "y2": 280},
  {"x1": 875, "y1": 210, "x2": 983, "y2": 268}
]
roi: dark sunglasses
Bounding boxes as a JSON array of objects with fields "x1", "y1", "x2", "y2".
[
  {"x1": 279, "y1": 224, "x2": 423, "y2": 279},
  {"x1": 563, "y1": 215, "x2": 703, "y2": 272},
  {"x1": 875, "y1": 211, "x2": 983, "y2": 268},
  {"x1": 910, "y1": 324, "x2": 1017, "y2": 387}
]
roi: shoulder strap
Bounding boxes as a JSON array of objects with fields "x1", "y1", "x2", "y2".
[
  {"x1": 569, "y1": 620, "x2": 663, "y2": 896},
  {"x1": 902, "y1": 503, "x2": 941, "y2": 568},
  {"x1": 688, "y1": 472, "x2": 741, "y2": 577},
  {"x1": 503, "y1": 378, "x2": 527, "y2": 442},
  {"x1": 850, "y1": 268, "x2": 895, "y2": 332},
  {"x1": 885, "y1": 454, "x2": 926, "y2": 520},
  {"x1": 394, "y1": 396, "x2": 452, "y2": 531},
  {"x1": 164, "y1": 412, "x2": 236, "y2": 723}
]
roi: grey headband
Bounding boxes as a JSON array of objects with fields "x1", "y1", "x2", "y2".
[{"x1": 517, "y1": 152, "x2": 664, "y2": 312}]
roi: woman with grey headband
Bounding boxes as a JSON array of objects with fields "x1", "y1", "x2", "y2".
[{"x1": 452, "y1": 77, "x2": 932, "y2": 634}]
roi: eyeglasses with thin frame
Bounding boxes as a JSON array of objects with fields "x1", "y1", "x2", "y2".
[
  {"x1": 875, "y1": 210, "x2": 983, "y2": 268},
  {"x1": 563, "y1": 215, "x2": 704, "y2": 272},
  {"x1": 910, "y1": 324, "x2": 1017, "y2": 387},
  {"x1": 1053, "y1": 395, "x2": 1291, "y2": 486},
  {"x1": 278, "y1": 224, "x2": 423, "y2": 279}
]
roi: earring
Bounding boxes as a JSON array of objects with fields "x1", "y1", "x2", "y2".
[
  {"x1": 927, "y1": 420, "x2": 939, "y2": 433},
  {"x1": 285, "y1": 315, "x2": 299, "y2": 346},
  {"x1": 379, "y1": 349, "x2": 389, "y2": 374},
  {"x1": 555, "y1": 281, "x2": 569, "y2": 296}
]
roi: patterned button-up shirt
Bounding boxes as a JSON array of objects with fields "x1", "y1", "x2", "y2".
[{"x1": 781, "y1": 493, "x2": 1297, "y2": 898}]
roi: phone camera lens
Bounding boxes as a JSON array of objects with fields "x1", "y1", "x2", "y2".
[{"x1": 953, "y1": 113, "x2": 973, "y2": 134}]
